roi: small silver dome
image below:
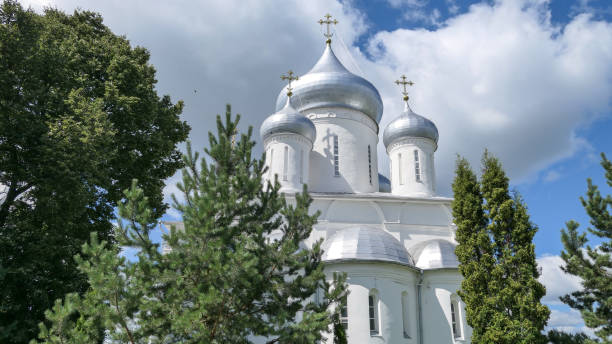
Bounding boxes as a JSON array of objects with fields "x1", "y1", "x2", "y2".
[
  {"x1": 378, "y1": 174, "x2": 391, "y2": 193},
  {"x1": 383, "y1": 103, "x2": 439, "y2": 149},
  {"x1": 322, "y1": 226, "x2": 414, "y2": 266},
  {"x1": 409, "y1": 239, "x2": 459, "y2": 270},
  {"x1": 276, "y1": 44, "x2": 383, "y2": 124},
  {"x1": 260, "y1": 98, "x2": 316, "y2": 143}
]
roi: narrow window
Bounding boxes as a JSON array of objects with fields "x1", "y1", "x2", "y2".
[
  {"x1": 414, "y1": 150, "x2": 421, "y2": 182},
  {"x1": 369, "y1": 293, "x2": 379, "y2": 335},
  {"x1": 269, "y1": 148, "x2": 274, "y2": 180},
  {"x1": 333, "y1": 135, "x2": 339, "y2": 176},
  {"x1": 402, "y1": 292, "x2": 410, "y2": 338},
  {"x1": 368, "y1": 145, "x2": 372, "y2": 185},
  {"x1": 451, "y1": 299, "x2": 461, "y2": 338},
  {"x1": 283, "y1": 146, "x2": 288, "y2": 181},
  {"x1": 340, "y1": 295, "x2": 348, "y2": 330},
  {"x1": 398, "y1": 153, "x2": 403, "y2": 185},
  {"x1": 299, "y1": 149, "x2": 304, "y2": 183}
]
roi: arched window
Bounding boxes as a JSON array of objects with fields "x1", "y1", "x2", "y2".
[
  {"x1": 269, "y1": 148, "x2": 274, "y2": 180},
  {"x1": 299, "y1": 149, "x2": 304, "y2": 183},
  {"x1": 402, "y1": 291, "x2": 410, "y2": 338},
  {"x1": 333, "y1": 135, "x2": 339, "y2": 176},
  {"x1": 340, "y1": 295, "x2": 348, "y2": 330},
  {"x1": 414, "y1": 149, "x2": 421, "y2": 182},
  {"x1": 368, "y1": 145, "x2": 372, "y2": 185},
  {"x1": 398, "y1": 153, "x2": 403, "y2": 185},
  {"x1": 283, "y1": 146, "x2": 288, "y2": 181},
  {"x1": 450, "y1": 296, "x2": 462, "y2": 338},
  {"x1": 369, "y1": 290, "x2": 380, "y2": 335}
]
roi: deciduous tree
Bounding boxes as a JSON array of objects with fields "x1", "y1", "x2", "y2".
[{"x1": 0, "y1": 1, "x2": 189, "y2": 342}]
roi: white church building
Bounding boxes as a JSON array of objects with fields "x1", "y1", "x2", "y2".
[{"x1": 257, "y1": 17, "x2": 472, "y2": 344}]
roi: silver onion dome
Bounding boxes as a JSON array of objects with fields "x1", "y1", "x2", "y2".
[
  {"x1": 260, "y1": 98, "x2": 316, "y2": 143},
  {"x1": 275, "y1": 44, "x2": 383, "y2": 123},
  {"x1": 409, "y1": 239, "x2": 459, "y2": 270},
  {"x1": 378, "y1": 173, "x2": 391, "y2": 193},
  {"x1": 322, "y1": 226, "x2": 414, "y2": 266},
  {"x1": 383, "y1": 103, "x2": 439, "y2": 149}
]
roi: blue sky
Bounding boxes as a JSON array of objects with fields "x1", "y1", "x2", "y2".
[{"x1": 25, "y1": 0, "x2": 612, "y2": 336}]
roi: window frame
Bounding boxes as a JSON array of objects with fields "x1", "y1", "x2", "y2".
[
  {"x1": 368, "y1": 291, "x2": 380, "y2": 336},
  {"x1": 450, "y1": 296, "x2": 462, "y2": 339},
  {"x1": 414, "y1": 149, "x2": 421, "y2": 182},
  {"x1": 283, "y1": 146, "x2": 288, "y2": 181},
  {"x1": 333, "y1": 135, "x2": 340, "y2": 177}
]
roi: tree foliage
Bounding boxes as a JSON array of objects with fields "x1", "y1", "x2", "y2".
[
  {"x1": 547, "y1": 329, "x2": 592, "y2": 344},
  {"x1": 560, "y1": 153, "x2": 612, "y2": 343},
  {"x1": 452, "y1": 151, "x2": 550, "y2": 344},
  {"x1": 34, "y1": 107, "x2": 346, "y2": 344},
  {"x1": 0, "y1": 1, "x2": 189, "y2": 342}
]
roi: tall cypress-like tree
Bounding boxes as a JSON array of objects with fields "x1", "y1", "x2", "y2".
[
  {"x1": 560, "y1": 153, "x2": 611, "y2": 343},
  {"x1": 452, "y1": 152, "x2": 549, "y2": 344},
  {"x1": 34, "y1": 107, "x2": 346, "y2": 344}
]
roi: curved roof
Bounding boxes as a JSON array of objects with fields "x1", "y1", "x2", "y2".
[
  {"x1": 409, "y1": 239, "x2": 459, "y2": 270},
  {"x1": 276, "y1": 44, "x2": 383, "y2": 124},
  {"x1": 322, "y1": 226, "x2": 413, "y2": 266},
  {"x1": 383, "y1": 103, "x2": 439, "y2": 149},
  {"x1": 260, "y1": 98, "x2": 316, "y2": 143},
  {"x1": 378, "y1": 173, "x2": 391, "y2": 193}
]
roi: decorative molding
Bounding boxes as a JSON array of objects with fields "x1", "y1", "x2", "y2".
[
  {"x1": 386, "y1": 137, "x2": 437, "y2": 154},
  {"x1": 306, "y1": 108, "x2": 379, "y2": 134},
  {"x1": 263, "y1": 134, "x2": 313, "y2": 149}
]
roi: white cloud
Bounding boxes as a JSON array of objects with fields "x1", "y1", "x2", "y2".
[
  {"x1": 537, "y1": 254, "x2": 582, "y2": 305},
  {"x1": 365, "y1": 0, "x2": 612, "y2": 194},
  {"x1": 21, "y1": 0, "x2": 612, "y2": 199}
]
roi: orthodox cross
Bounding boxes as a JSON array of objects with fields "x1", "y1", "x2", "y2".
[
  {"x1": 318, "y1": 13, "x2": 338, "y2": 44},
  {"x1": 281, "y1": 70, "x2": 299, "y2": 97},
  {"x1": 395, "y1": 75, "x2": 414, "y2": 103}
]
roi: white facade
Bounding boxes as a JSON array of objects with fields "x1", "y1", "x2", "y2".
[
  {"x1": 306, "y1": 107, "x2": 379, "y2": 193},
  {"x1": 257, "y1": 38, "x2": 472, "y2": 343},
  {"x1": 388, "y1": 137, "x2": 436, "y2": 197},
  {"x1": 263, "y1": 133, "x2": 312, "y2": 193}
]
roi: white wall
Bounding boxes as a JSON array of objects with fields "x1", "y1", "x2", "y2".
[
  {"x1": 387, "y1": 137, "x2": 437, "y2": 197},
  {"x1": 304, "y1": 107, "x2": 379, "y2": 194},
  {"x1": 263, "y1": 133, "x2": 312, "y2": 193}
]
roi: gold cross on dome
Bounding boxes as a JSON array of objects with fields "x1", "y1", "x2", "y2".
[
  {"x1": 318, "y1": 13, "x2": 338, "y2": 44},
  {"x1": 395, "y1": 75, "x2": 414, "y2": 102},
  {"x1": 281, "y1": 70, "x2": 299, "y2": 97}
]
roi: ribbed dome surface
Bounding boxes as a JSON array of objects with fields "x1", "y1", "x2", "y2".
[
  {"x1": 383, "y1": 104, "x2": 439, "y2": 149},
  {"x1": 378, "y1": 174, "x2": 391, "y2": 193},
  {"x1": 260, "y1": 98, "x2": 316, "y2": 143},
  {"x1": 322, "y1": 226, "x2": 413, "y2": 266},
  {"x1": 409, "y1": 239, "x2": 458, "y2": 270},
  {"x1": 276, "y1": 44, "x2": 383, "y2": 123}
]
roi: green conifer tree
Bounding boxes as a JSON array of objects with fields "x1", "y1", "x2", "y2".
[
  {"x1": 33, "y1": 106, "x2": 346, "y2": 343},
  {"x1": 452, "y1": 152, "x2": 549, "y2": 344},
  {"x1": 560, "y1": 153, "x2": 611, "y2": 343}
]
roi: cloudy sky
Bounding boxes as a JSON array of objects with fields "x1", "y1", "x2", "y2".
[{"x1": 24, "y1": 0, "x2": 612, "y2": 336}]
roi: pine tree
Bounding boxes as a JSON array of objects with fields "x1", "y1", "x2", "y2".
[
  {"x1": 560, "y1": 153, "x2": 612, "y2": 343},
  {"x1": 452, "y1": 151, "x2": 549, "y2": 344},
  {"x1": 33, "y1": 106, "x2": 346, "y2": 343},
  {"x1": 547, "y1": 329, "x2": 591, "y2": 344}
]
